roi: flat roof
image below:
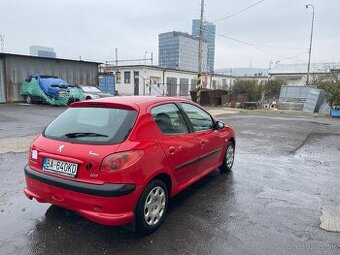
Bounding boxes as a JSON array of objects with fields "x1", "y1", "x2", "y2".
[
  {"x1": 0, "y1": 52, "x2": 102, "y2": 65},
  {"x1": 159, "y1": 31, "x2": 200, "y2": 41},
  {"x1": 107, "y1": 64, "x2": 233, "y2": 78},
  {"x1": 269, "y1": 63, "x2": 340, "y2": 75}
]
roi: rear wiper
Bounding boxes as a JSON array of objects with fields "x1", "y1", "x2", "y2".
[{"x1": 64, "y1": 132, "x2": 108, "y2": 138}]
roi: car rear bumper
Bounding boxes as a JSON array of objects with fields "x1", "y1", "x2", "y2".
[{"x1": 24, "y1": 165, "x2": 142, "y2": 226}]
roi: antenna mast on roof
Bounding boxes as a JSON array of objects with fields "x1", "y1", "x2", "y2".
[
  {"x1": 115, "y1": 48, "x2": 118, "y2": 66},
  {"x1": 0, "y1": 34, "x2": 5, "y2": 52}
]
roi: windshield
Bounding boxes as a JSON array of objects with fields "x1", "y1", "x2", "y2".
[
  {"x1": 81, "y1": 86, "x2": 101, "y2": 93},
  {"x1": 44, "y1": 107, "x2": 137, "y2": 144}
]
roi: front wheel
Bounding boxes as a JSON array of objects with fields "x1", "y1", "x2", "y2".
[
  {"x1": 135, "y1": 180, "x2": 168, "y2": 234},
  {"x1": 220, "y1": 141, "x2": 235, "y2": 173}
]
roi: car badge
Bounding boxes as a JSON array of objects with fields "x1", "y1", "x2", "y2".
[
  {"x1": 57, "y1": 145, "x2": 65, "y2": 153},
  {"x1": 89, "y1": 151, "x2": 99, "y2": 156}
]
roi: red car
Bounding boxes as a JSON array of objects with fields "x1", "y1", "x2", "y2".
[{"x1": 24, "y1": 96, "x2": 235, "y2": 233}]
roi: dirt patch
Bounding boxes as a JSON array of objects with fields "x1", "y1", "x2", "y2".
[{"x1": 0, "y1": 135, "x2": 37, "y2": 154}]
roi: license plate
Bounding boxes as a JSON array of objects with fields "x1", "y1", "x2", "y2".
[{"x1": 43, "y1": 158, "x2": 78, "y2": 177}]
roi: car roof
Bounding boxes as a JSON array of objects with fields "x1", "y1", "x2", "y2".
[{"x1": 70, "y1": 96, "x2": 194, "y2": 111}]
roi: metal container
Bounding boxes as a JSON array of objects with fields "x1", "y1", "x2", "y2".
[{"x1": 99, "y1": 74, "x2": 115, "y2": 95}]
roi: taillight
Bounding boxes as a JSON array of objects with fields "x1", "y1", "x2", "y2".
[
  {"x1": 28, "y1": 135, "x2": 40, "y2": 163},
  {"x1": 28, "y1": 145, "x2": 38, "y2": 165},
  {"x1": 100, "y1": 150, "x2": 144, "y2": 172}
]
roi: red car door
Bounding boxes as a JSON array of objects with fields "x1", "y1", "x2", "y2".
[
  {"x1": 180, "y1": 103, "x2": 224, "y2": 173},
  {"x1": 151, "y1": 103, "x2": 200, "y2": 188}
]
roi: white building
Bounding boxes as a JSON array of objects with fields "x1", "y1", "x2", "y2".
[
  {"x1": 107, "y1": 65, "x2": 234, "y2": 97},
  {"x1": 269, "y1": 63, "x2": 340, "y2": 85}
]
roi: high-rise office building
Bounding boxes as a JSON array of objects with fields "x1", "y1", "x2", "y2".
[
  {"x1": 158, "y1": 31, "x2": 207, "y2": 72},
  {"x1": 30, "y1": 45, "x2": 56, "y2": 58},
  {"x1": 192, "y1": 19, "x2": 216, "y2": 73}
]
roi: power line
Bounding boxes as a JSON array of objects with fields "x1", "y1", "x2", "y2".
[
  {"x1": 216, "y1": 31, "x2": 309, "y2": 60},
  {"x1": 203, "y1": 24, "x2": 308, "y2": 61},
  {"x1": 206, "y1": 0, "x2": 310, "y2": 64},
  {"x1": 213, "y1": 0, "x2": 265, "y2": 23}
]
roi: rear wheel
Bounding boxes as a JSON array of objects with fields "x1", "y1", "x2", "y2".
[
  {"x1": 220, "y1": 141, "x2": 235, "y2": 173},
  {"x1": 25, "y1": 95, "x2": 32, "y2": 104},
  {"x1": 135, "y1": 180, "x2": 168, "y2": 234}
]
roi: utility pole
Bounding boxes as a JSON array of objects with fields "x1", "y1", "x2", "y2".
[
  {"x1": 144, "y1": 50, "x2": 148, "y2": 65},
  {"x1": 196, "y1": 0, "x2": 204, "y2": 104},
  {"x1": 306, "y1": 4, "x2": 315, "y2": 85},
  {"x1": 0, "y1": 34, "x2": 5, "y2": 52}
]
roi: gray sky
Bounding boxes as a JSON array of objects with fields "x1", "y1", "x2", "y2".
[{"x1": 1, "y1": 0, "x2": 339, "y2": 69}]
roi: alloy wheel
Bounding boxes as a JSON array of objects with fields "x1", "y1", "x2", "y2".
[{"x1": 144, "y1": 186, "x2": 166, "y2": 226}]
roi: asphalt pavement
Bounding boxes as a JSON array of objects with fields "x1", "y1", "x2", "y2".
[{"x1": 0, "y1": 103, "x2": 339, "y2": 255}]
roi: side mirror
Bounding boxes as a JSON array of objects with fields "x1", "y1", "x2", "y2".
[{"x1": 216, "y1": 120, "x2": 225, "y2": 130}]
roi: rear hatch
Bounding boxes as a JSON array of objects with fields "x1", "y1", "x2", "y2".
[{"x1": 29, "y1": 105, "x2": 138, "y2": 184}]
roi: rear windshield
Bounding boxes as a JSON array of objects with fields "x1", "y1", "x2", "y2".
[{"x1": 43, "y1": 107, "x2": 137, "y2": 144}]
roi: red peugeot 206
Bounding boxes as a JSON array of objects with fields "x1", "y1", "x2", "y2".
[{"x1": 24, "y1": 96, "x2": 235, "y2": 233}]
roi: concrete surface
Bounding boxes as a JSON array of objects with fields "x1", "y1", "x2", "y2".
[
  {"x1": 320, "y1": 206, "x2": 340, "y2": 232},
  {"x1": 0, "y1": 103, "x2": 340, "y2": 255}
]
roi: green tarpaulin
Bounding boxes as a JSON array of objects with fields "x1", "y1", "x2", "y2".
[{"x1": 21, "y1": 76, "x2": 84, "y2": 106}]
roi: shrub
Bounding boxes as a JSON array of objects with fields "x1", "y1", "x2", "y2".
[{"x1": 317, "y1": 81, "x2": 340, "y2": 106}]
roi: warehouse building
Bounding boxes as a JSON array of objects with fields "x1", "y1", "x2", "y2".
[{"x1": 0, "y1": 53, "x2": 100, "y2": 103}]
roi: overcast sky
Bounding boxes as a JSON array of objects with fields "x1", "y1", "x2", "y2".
[{"x1": 1, "y1": 0, "x2": 339, "y2": 69}]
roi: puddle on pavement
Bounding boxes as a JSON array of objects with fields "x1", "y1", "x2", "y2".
[
  {"x1": 293, "y1": 135, "x2": 340, "y2": 164},
  {"x1": 0, "y1": 193, "x2": 49, "y2": 237}
]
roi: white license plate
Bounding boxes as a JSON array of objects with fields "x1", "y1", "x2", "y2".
[{"x1": 43, "y1": 158, "x2": 78, "y2": 177}]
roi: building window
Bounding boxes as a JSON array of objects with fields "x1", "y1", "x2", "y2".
[
  {"x1": 166, "y1": 77, "x2": 177, "y2": 96},
  {"x1": 116, "y1": 71, "x2": 121, "y2": 84},
  {"x1": 124, "y1": 71, "x2": 131, "y2": 84},
  {"x1": 179, "y1": 78, "x2": 189, "y2": 96}
]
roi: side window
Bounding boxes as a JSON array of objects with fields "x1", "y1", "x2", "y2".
[
  {"x1": 180, "y1": 103, "x2": 214, "y2": 132},
  {"x1": 151, "y1": 104, "x2": 189, "y2": 135}
]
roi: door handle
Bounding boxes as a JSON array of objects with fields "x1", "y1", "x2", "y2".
[{"x1": 168, "y1": 146, "x2": 176, "y2": 154}]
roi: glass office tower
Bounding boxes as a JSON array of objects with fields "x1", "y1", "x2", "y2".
[
  {"x1": 158, "y1": 31, "x2": 207, "y2": 72},
  {"x1": 192, "y1": 19, "x2": 216, "y2": 73}
]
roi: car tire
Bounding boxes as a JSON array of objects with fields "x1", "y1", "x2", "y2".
[
  {"x1": 25, "y1": 95, "x2": 32, "y2": 104},
  {"x1": 220, "y1": 141, "x2": 235, "y2": 173},
  {"x1": 135, "y1": 179, "x2": 168, "y2": 234},
  {"x1": 86, "y1": 96, "x2": 92, "y2": 100}
]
